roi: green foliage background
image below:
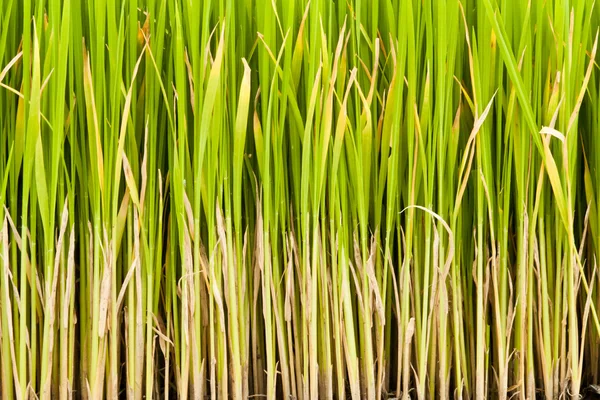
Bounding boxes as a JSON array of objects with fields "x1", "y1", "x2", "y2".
[{"x1": 1, "y1": 0, "x2": 600, "y2": 398}]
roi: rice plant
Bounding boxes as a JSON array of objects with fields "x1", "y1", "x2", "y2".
[{"x1": 1, "y1": 0, "x2": 600, "y2": 398}]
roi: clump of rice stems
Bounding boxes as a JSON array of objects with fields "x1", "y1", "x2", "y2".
[{"x1": 1, "y1": 0, "x2": 600, "y2": 399}]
